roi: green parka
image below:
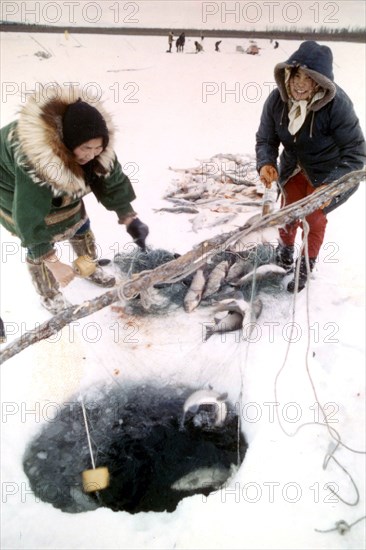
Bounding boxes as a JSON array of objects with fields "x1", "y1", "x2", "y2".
[{"x1": 0, "y1": 88, "x2": 136, "y2": 260}]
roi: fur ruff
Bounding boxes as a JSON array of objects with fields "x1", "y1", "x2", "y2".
[{"x1": 15, "y1": 86, "x2": 116, "y2": 198}]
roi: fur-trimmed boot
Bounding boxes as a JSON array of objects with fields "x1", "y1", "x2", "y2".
[
  {"x1": 69, "y1": 229, "x2": 115, "y2": 288},
  {"x1": 26, "y1": 260, "x2": 72, "y2": 314},
  {"x1": 275, "y1": 244, "x2": 295, "y2": 273},
  {"x1": 287, "y1": 257, "x2": 316, "y2": 293}
]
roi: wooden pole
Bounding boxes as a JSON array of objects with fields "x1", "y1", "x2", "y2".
[{"x1": 0, "y1": 169, "x2": 364, "y2": 365}]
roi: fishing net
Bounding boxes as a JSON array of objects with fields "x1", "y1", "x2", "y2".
[
  {"x1": 23, "y1": 383, "x2": 247, "y2": 514},
  {"x1": 113, "y1": 243, "x2": 282, "y2": 315}
]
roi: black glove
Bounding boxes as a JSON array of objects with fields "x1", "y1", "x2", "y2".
[{"x1": 126, "y1": 218, "x2": 149, "y2": 250}]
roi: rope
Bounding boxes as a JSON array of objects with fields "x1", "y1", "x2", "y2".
[
  {"x1": 79, "y1": 395, "x2": 106, "y2": 506},
  {"x1": 273, "y1": 218, "x2": 364, "y2": 511},
  {"x1": 236, "y1": 221, "x2": 263, "y2": 464},
  {"x1": 80, "y1": 395, "x2": 96, "y2": 470},
  {"x1": 315, "y1": 515, "x2": 366, "y2": 535},
  {"x1": 322, "y1": 448, "x2": 359, "y2": 506},
  {"x1": 41, "y1": 261, "x2": 53, "y2": 289}
]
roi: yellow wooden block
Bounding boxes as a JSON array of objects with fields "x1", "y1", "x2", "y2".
[
  {"x1": 73, "y1": 255, "x2": 96, "y2": 277},
  {"x1": 82, "y1": 466, "x2": 110, "y2": 492}
]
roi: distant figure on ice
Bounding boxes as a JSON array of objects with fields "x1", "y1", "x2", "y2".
[
  {"x1": 167, "y1": 31, "x2": 174, "y2": 53},
  {"x1": 0, "y1": 316, "x2": 6, "y2": 343},
  {"x1": 194, "y1": 41, "x2": 203, "y2": 53},
  {"x1": 215, "y1": 40, "x2": 222, "y2": 52},
  {"x1": 0, "y1": 89, "x2": 149, "y2": 313},
  {"x1": 246, "y1": 43, "x2": 259, "y2": 55},
  {"x1": 256, "y1": 41, "x2": 366, "y2": 292},
  {"x1": 176, "y1": 32, "x2": 185, "y2": 52},
  {"x1": 273, "y1": 40, "x2": 279, "y2": 49}
]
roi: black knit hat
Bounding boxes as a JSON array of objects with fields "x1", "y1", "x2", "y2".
[{"x1": 62, "y1": 98, "x2": 109, "y2": 151}]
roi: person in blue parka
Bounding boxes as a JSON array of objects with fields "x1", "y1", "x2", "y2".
[{"x1": 256, "y1": 41, "x2": 366, "y2": 292}]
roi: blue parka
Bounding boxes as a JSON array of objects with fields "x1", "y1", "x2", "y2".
[{"x1": 256, "y1": 41, "x2": 366, "y2": 213}]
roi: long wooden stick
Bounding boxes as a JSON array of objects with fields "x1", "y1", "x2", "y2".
[
  {"x1": 121, "y1": 169, "x2": 365, "y2": 298},
  {"x1": 1, "y1": 169, "x2": 364, "y2": 364}
]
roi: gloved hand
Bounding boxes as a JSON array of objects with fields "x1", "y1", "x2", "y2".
[
  {"x1": 259, "y1": 165, "x2": 278, "y2": 188},
  {"x1": 44, "y1": 255, "x2": 75, "y2": 287},
  {"x1": 126, "y1": 218, "x2": 149, "y2": 250}
]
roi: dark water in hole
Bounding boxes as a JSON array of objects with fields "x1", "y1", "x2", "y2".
[{"x1": 23, "y1": 383, "x2": 247, "y2": 514}]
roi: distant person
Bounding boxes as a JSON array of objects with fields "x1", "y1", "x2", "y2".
[
  {"x1": 0, "y1": 90, "x2": 149, "y2": 313},
  {"x1": 0, "y1": 316, "x2": 5, "y2": 343},
  {"x1": 176, "y1": 32, "x2": 185, "y2": 53},
  {"x1": 167, "y1": 31, "x2": 174, "y2": 53},
  {"x1": 274, "y1": 40, "x2": 279, "y2": 49},
  {"x1": 256, "y1": 41, "x2": 366, "y2": 292},
  {"x1": 194, "y1": 41, "x2": 203, "y2": 53},
  {"x1": 215, "y1": 40, "x2": 222, "y2": 52},
  {"x1": 246, "y1": 44, "x2": 259, "y2": 55}
]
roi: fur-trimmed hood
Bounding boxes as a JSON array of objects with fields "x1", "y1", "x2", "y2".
[
  {"x1": 12, "y1": 86, "x2": 116, "y2": 198},
  {"x1": 274, "y1": 41, "x2": 336, "y2": 111}
]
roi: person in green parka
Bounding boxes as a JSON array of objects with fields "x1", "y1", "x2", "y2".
[{"x1": 0, "y1": 87, "x2": 149, "y2": 314}]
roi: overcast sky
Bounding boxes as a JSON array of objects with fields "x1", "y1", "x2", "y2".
[{"x1": 1, "y1": 0, "x2": 365, "y2": 29}]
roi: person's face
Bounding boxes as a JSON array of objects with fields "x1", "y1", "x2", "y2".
[
  {"x1": 289, "y1": 69, "x2": 316, "y2": 101},
  {"x1": 73, "y1": 137, "x2": 104, "y2": 165}
]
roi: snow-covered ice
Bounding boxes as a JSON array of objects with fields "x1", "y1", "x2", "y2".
[{"x1": 0, "y1": 28, "x2": 365, "y2": 550}]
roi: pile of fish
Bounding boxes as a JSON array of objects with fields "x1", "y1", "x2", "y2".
[
  {"x1": 155, "y1": 153, "x2": 265, "y2": 233},
  {"x1": 181, "y1": 248, "x2": 286, "y2": 341},
  {"x1": 113, "y1": 153, "x2": 286, "y2": 340},
  {"x1": 114, "y1": 244, "x2": 287, "y2": 341}
]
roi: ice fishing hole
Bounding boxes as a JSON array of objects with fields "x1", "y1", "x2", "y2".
[{"x1": 23, "y1": 383, "x2": 247, "y2": 514}]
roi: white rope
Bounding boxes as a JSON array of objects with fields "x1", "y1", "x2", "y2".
[
  {"x1": 80, "y1": 395, "x2": 96, "y2": 470},
  {"x1": 236, "y1": 233, "x2": 262, "y2": 464},
  {"x1": 272, "y1": 218, "x2": 364, "y2": 511},
  {"x1": 315, "y1": 515, "x2": 366, "y2": 535}
]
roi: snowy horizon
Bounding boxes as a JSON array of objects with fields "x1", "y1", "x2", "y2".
[{"x1": 1, "y1": 0, "x2": 365, "y2": 31}]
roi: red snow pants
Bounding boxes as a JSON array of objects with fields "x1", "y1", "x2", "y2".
[{"x1": 279, "y1": 172, "x2": 328, "y2": 259}]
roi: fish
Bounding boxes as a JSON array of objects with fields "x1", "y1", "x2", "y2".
[
  {"x1": 202, "y1": 261, "x2": 229, "y2": 299},
  {"x1": 172, "y1": 190, "x2": 205, "y2": 201},
  {"x1": 153, "y1": 206, "x2": 200, "y2": 214},
  {"x1": 183, "y1": 268, "x2": 207, "y2": 312},
  {"x1": 169, "y1": 165, "x2": 206, "y2": 175},
  {"x1": 207, "y1": 153, "x2": 247, "y2": 165},
  {"x1": 232, "y1": 264, "x2": 287, "y2": 287},
  {"x1": 205, "y1": 292, "x2": 263, "y2": 341},
  {"x1": 228, "y1": 226, "x2": 278, "y2": 252},
  {"x1": 171, "y1": 466, "x2": 232, "y2": 492},
  {"x1": 222, "y1": 170, "x2": 256, "y2": 186},
  {"x1": 221, "y1": 295, "x2": 263, "y2": 323},
  {"x1": 204, "y1": 311, "x2": 244, "y2": 341},
  {"x1": 205, "y1": 213, "x2": 237, "y2": 229},
  {"x1": 190, "y1": 211, "x2": 208, "y2": 233},
  {"x1": 164, "y1": 197, "x2": 196, "y2": 206},
  {"x1": 182, "y1": 389, "x2": 228, "y2": 428},
  {"x1": 225, "y1": 258, "x2": 254, "y2": 283},
  {"x1": 190, "y1": 212, "x2": 237, "y2": 233},
  {"x1": 194, "y1": 197, "x2": 231, "y2": 206},
  {"x1": 241, "y1": 298, "x2": 263, "y2": 340},
  {"x1": 233, "y1": 200, "x2": 262, "y2": 207},
  {"x1": 214, "y1": 294, "x2": 251, "y2": 316}
]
